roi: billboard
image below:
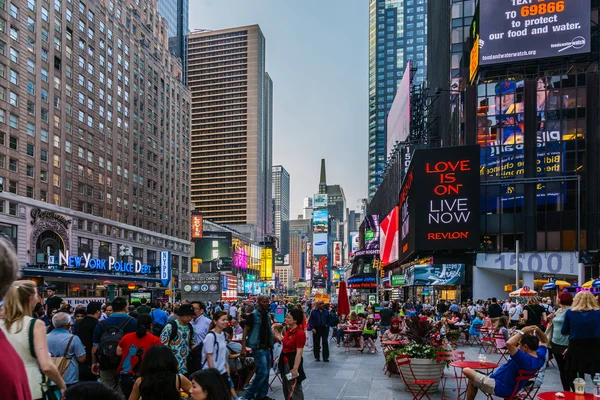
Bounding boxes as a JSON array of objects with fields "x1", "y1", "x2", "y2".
[
  {"x1": 191, "y1": 214, "x2": 203, "y2": 239},
  {"x1": 478, "y1": 77, "x2": 573, "y2": 209},
  {"x1": 313, "y1": 233, "x2": 328, "y2": 255},
  {"x1": 305, "y1": 267, "x2": 312, "y2": 281},
  {"x1": 479, "y1": 0, "x2": 590, "y2": 66},
  {"x1": 193, "y1": 231, "x2": 232, "y2": 272},
  {"x1": 313, "y1": 193, "x2": 328, "y2": 208},
  {"x1": 312, "y1": 209, "x2": 328, "y2": 233},
  {"x1": 364, "y1": 215, "x2": 380, "y2": 250},
  {"x1": 260, "y1": 248, "x2": 273, "y2": 279},
  {"x1": 306, "y1": 242, "x2": 312, "y2": 266},
  {"x1": 404, "y1": 264, "x2": 465, "y2": 286},
  {"x1": 387, "y1": 61, "x2": 412, "y2": 156},
  {"x1": 380, "y1": 206, "x2": 399, "y2": 266},
  {"x1": 333, "y1": 241, "x2": 342, "y2": 267},
  {"x1": 181, "y1": 273, "x2": 220, "y2": 301}
]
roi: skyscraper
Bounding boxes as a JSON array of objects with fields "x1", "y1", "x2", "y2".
[
  {"x1": 187, "y1": 25, "x2": 272, "y2": 241},
  {"x1": 368, "y1": 0, "x2": 428, "y2": 198},
  {"x1": 158, "y1": 0, "x2": 189, "y2": 84},
  {"x1": 272, "y1": 166, "x2": 290, "y2": 255}
]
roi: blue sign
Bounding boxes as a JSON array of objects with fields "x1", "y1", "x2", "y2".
[
  {"x1": 160, "y1": 251, "x2": 172, "y2": 287},
  {"x1": 58, "y1": 250, "x2": 153, "y2": 274}
]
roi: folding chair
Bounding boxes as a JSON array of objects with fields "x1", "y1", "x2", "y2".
[
  {"x1": 482, "y1": 369, "x2": 539, "y2": 400},
  {"x1": 478, "y1": 327, "x2": 495, "y2": 354},
  {"x1": 363, "y1": 336, "x2": 378, "y2": 354},
  {"x1": 493, "y1": 333, "x2": 510, "y2": 363},
  {"x1": 395, "y1": 355, "x2": 438, "y2": 400},
  {"x1": 436, "y1": 350, "x2": 465, "y2": 400},
  {"x1": 268, "y1": 368, "x2": 283, "y2": 391}
]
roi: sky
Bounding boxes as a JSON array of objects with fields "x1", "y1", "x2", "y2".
[{"x1": 189, "y1": 0, "x2": 369, "y2": 217}]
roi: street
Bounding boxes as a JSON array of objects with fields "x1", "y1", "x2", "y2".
[{"x1": 266, "y1": 339, "x2": 595, "y2": 399}]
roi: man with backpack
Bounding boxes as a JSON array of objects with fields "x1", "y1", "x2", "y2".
[
  {"x1": 91, "y1": 298, "x2": 136, "y2": 392},
  {"x1": 160, "y1": 303, "x2": 195, "y2": 374},
  {"x1": 149, "y1": 301, "x2": 168, "y2": 337}
]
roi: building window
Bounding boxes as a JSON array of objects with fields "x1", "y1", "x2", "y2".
[
  {"x1": 78, "y1": 237, "x2": 92, "y2": 255},
  {"x1": 99, "y1": 241, "x2": 111, "y2": 259}
]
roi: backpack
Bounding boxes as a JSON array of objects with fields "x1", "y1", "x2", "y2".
[
  {"x1": 150, "y1": 310, "x2": 165, "y2": 337},
  {"x1": 187, "y1": 331, "x2": 218, "y2": 376},
  {"x1": 97, "y1": 317, "x2": 133, "y2": 368},
  {"x1": 168, "y1": 320, "x2": 195, "y2": 347}
]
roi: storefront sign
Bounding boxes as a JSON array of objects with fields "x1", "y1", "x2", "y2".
[
  {"x1": 58, "y1": 250, "x2": 153, "y2": 274},
  {"x1": 476, "y1": 252, "x2": 578, "y2": 276},
  {"x1": 391, "y1": 275, "x2": 405, "y2": 286},
  {"x1": 31, "y1": 208, "x2": 71, "y2": 228},
  {"x1": 64, "y1": 297, "x2": 105, "y2": 307},
  {"x1": 405, "y1": 264, "x2": 465, "y2": 286},
  {"x1": 182, "y1": 273, "x2": 220, "y2": 294},
  {"x1": 347, "y1": 275, "x2": 377, "y2": 289}
]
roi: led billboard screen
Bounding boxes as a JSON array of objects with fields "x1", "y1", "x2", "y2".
[
  {"x1": 479, "y1": 0, "x2": 590, "y2": 66},
  {"x1": 313, "y1": 194, "x2": 328, "y2": 208},
  {"x1": 193, "y1": 231, "x2": 232, "y2": 272},
  {"x1": 379, "y1": 206, "x2": 399, "y2": 266},
  {"x1": 313, "y1": 233, "x2": 328, "y2": 255},
  {"x1": 387, "y1": 61, "x2": 412, "y2": 157},
  {"x1": 312, "y1": 209, "x2": 328, "y2": 233},
  {"x1": 364, "y1": 215, "x2": 380, "y2": 250},
  {"x1": 350, "y1": 232, "x2": 359, "y2": 254}
]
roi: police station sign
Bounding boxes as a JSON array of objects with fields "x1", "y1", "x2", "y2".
[{"x1": 58, "y1": 250, "x2": 154, "y2": 274}]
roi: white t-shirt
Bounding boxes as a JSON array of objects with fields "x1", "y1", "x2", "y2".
[
  {"x1": 229, "y1": 306, "x2": 238, "y2": 318},
  {"x1": 202, "y1": 331, "x2": 228, "y2": 374}
]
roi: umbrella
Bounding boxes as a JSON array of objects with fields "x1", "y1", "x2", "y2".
[
  {"x1": 337, "y1": 280, "x2": 350, "y2": 317},
  {"x1": 510, "y1": 287, "x2": 538, "y2": 297},
  {"x1": 542, "y1": 280, "x2": 571, "y2": 291},
  {"x1": 582, "y1": 279, "x2": 600, "y2": 288}
]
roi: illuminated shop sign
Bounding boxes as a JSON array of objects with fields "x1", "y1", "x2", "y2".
[
  {"x1": 347, "y1": 275, "x2": 377, "y2": 289},
  {"x1": 58, "y1": 250, "x2": 153, "y2": 274}
]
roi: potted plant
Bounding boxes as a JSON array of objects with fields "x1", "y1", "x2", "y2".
[
  {"x1": 385, "y1": 349, "x2": 402, "y2": 375},
  {"x1": 397, "y1": 316, "x2": 448, "y2": 392}
]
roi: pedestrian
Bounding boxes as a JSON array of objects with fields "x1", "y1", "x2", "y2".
[
  {"x1": 276, "y1": 308, "x2": 306, "y2": 400},
  {"x1": 508, "y1": 301, "x2": 521, "y2": 328},
  {"x1": 190, "y1": 368, "x2": 232, "y2": 400},
  {"x1": 241, "y1": 295, "x2": 274, "y2": 400},
  {"x1": 202, "y1": 311, "x2": 231, "y2": 384},
  {"x1": 76, "y1": 302, "x2": 101, "y2": 382},
  {"x1": 63, "y1": 381, "x2": 122, "y2": 400},
  {"x1": 149, "y1": 301, "x2": 168, "y2": 336},
  {"x1": 561, "y1": 291, "x2": 600, "y2": 389},
  {"x1": 0, "y1": 238, "x2": 35, "y2": 400},
  {"x1": 129, "y1": 345, "x2": 192, "y2": 399},
  {"x1": 45, "y1": 286, "x2": 65, "y2": 315},
  {"x1": 522, "y1": 297, "x2": 547, "y2": 330},
  {"x1": 99, "y1": 303, "x2": 113, "y2": 322},
  {"x1": 72, "y1": 308, "x2": 86, "y2": 335},
  {"x1": 487, "y1": 298, "x2": 503, "y2": 322},
  {"x1": 546, "y1": 291, "x2": 573, "y2": 391},
  {"x1": 378, "y1": 302, "x2": 394, "y2": 336},
  {"x1": 1, "y1": 279, "x2": 67, "y2": 399},
  {"x1": 160, "y1": 303, "x2": 196, "y2": 374},
  {"x1": 190, "y1": 301, "x2": 212, "y2": 345},
  {"x1": 116, "y1": 313, "x2": 161, "y2": 398},
  {"x1": 309, "y1": 301, "x2": 330, "y2": 362},
  {"x1": 230, "y1": 302, "x2": 238, "y2": 319},
  {"x1": 92, "y1": 297, "x2": 137, "y2": 392},
  {"x1": 46, "y1": 312, "x2": 87, "y2": 388}
]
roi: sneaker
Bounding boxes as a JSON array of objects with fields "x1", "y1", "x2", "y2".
[{"x1": 323, "y1": 359, "x2": 329, "y2": 362}]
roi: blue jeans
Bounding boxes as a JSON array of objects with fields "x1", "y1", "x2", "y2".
[{"x1": 245, "y1": 348, "x2": 272, "y2": 399}]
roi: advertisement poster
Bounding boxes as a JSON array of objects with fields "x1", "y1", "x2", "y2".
[
  {"x1": 479, "y1": 0, "x2": 590, "y2": 65},
  {"x1": 478, "y1": 77, "x2": 571, "y2": 209},
  {"x1": 312, "y1": 209, "x2": 328, "y2": 233},
  {"x1": 191, "y1": 214, "x2": 203, "y2": 239},
  {"x1": 305, "y1": 267, "x2": 312, "y2": 281},
  {"x1": 364, "y1": 215, "x2": 380, "y2": 250},
  {"x1": 387, "y1": 61, "x2": 412, "y2": 156},
  {"x1": 350, "y1": 232, "x2": 360, "y2": 254},
  {"x1": 313, "y1": 233, "x2": 328, "y2": 255},
  {"x1": 313, "y1": 194, "x2": 328, "y2": 208},
  {"x1": 313, "y1": 276, "x2": 327, "y2": 289},
  {"x1": 380, "y1": 207, "x2": 399, "y2": 266},
  {"x1": 306, "y1": 242, "x2": 312, "y2": 266},
  {"x1": 404, "y1": 264, "x2": 466, "y2": 286},
  {"x1": 333, "y1": 241, "x2": 342, "y2": 267}
]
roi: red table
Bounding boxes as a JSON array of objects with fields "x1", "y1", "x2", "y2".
[
  {"x1": 343, "y1": 330, "x2": 362, "y2": 353},
  {"x1": 450, "y1": 361, "x2": 499, "y2": 399},
  {"x1": 538, "y1": 392, "x2": 595, "y2": 400}
]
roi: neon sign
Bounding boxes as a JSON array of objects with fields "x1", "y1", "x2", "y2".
[{"x1": 58, "y1": 250, "x2": 153, "y2": 274}]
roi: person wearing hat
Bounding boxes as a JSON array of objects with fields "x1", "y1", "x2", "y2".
[{"x1": 160, "y1": 303, "x2": 196, "y2": 374}]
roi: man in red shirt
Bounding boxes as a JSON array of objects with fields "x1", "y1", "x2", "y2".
[
  {"x1": 0, "y1": 239, "x2": 31, "y2": 400},
  {"x1": 275, "y1": 308, "x2": 307, "y2": 400}
]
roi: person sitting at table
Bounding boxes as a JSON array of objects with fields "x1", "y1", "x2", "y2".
[
  {"x1": 495, "y1": 316, "x2": 510, "y2": 341},
  {"x1": 362, "y1": 315, "x2": 378, "y2": 354},
  {"x1": 462, "y1": 325, "x2": 548, "y2": 400},
  {"x1": 468, "y1": 312, "x2": 485, "y2": 338},
  {"x1": 224, "y1": 326, "x2": 255, "y2": 391},
  {"x1": 482, "y1": 311, "x2": 493, "y2": 330},
  {"x1": 334, "y1": 314, "x2": 348, "y2": 347},
  {"x1": 347, "y1": 311, "x2": 365, "y2": 351}
]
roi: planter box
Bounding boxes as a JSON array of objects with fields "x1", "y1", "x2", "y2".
[{"x1": 398, "y1": 358, "x2": 442, "y2": 393}]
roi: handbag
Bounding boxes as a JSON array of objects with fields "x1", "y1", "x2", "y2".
[
  {"x1": 52, "y1": 335, "x2": 75, "y2": 377},
  {"x1": 544, "y1": 323, "x2": 554, "y2": 349}
]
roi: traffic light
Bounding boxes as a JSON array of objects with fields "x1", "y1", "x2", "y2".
[{"x1": 380, "y1": 267, "x2": 384, "y2": 278}]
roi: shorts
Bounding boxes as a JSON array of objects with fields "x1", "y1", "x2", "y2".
[{"x1": 472, "y1": 372, "x2": 496, "y2": 395}]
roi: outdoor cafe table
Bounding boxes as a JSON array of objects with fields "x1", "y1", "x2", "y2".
[
  {"x1": 381, "y1": 340, "x2": 409, "y2": 353},
  {"x1": 450, "y1": 361, "x2": 499, "y2": 400},
  {"x1": 538, "y1": 392, "x2": 596, "y2": 400},
  {"x1": 343, "y1": 330, "x2": 362, "y2": 353}
]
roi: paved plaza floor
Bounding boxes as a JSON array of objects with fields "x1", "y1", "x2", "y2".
[{"x1": 264, "y1": 339, "x2": 596, "y2": 399}]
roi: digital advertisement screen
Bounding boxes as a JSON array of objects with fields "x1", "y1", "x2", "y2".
[
  {"x1": 350, "y1": 232, "x2": 359, "y2": 254},
  {"x1": 313, "y1": 233, "x2": 328, "y2": 255},
  {"x1": 477, "y1": 77, "x2": 575, "y2": 210},
  {"x1": 364, "y1": 215, "x2": 380, "y2": 250},
  {"x1": 412, "y1": 146, "x2": 480, "y2": 251},
  {"x1": 191, "y1": 214, "x2": 203, "y2": 239},
  {"x1": 306, "y1": 242, "x2": 312, "y2": 266},
  {"x1": 193, "y1": 231, "x2": 232, "y2": 272},
  {"x1": 404, "y1": 264, "x2": 466, "y2": 286},
  {"x1": 379, "y1": 206, "x2": 399, "y2": 266},
  {"x1": 479, "y1": 0, "x2": 591, "y2": 65},
  {"x1": 333, "y1": 241, "x2": 342, "y2": 267},
  {"x1": 312, "y1": 209, "x2": 328, "y2": 233},
  {"x1": 387, "y1": 61, "x2": 412, "y2": 156},
  {"x1": 313, "y1": 194, "x2": 328, "y2": 208}
]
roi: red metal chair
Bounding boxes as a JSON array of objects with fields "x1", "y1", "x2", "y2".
[
  {"x1": 482, "y1": 369, "x2": 539, "y2": 400},
  {"x1": 268, "y1": 369, "x2": 283, "y2": 391},
  {"x1": 395, "y1": 354, "x2": 438, "y2": 400},
  {"x1": 478, "y1": 327, "x2": 495, "y2": 354},
  {"x1": 436, "y1": 350, "x2": 465, "y2": 400},
  {"x1": 493, "y1": 333, "x2": 510, "y2": 363}
]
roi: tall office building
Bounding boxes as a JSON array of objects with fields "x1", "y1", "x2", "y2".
[
  {"x1": 272, "y1": 166, "x2": 290, "y2": 255},
  {"x1": 188, "y1": 25, "x2": 272, "y2": 241},
  {"x1": 0, "y1": 0, "x2": 192, "y2": 278},
  {"x1": 158, "y1": 0, "x2": 189, "y2": 84},
  {"x1": 368, "y1": 0, "x2": 428, "y2": 198}
]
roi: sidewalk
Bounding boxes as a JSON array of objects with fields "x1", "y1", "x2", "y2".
[{"x1": 265, "y1": 339, "x2": 595, "y2": 399}]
